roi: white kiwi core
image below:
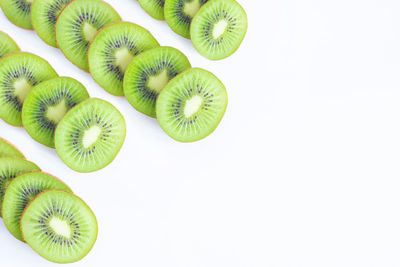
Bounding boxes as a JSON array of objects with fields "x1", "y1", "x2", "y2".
[
  {"x1": 114, "y1": 47, "x2": 134, "y2": 72},
  {"x1": 49, "y1": 217, "x2": 72, "y2": 239},
  {"x1": 82, "y1": 125, "x2": 101, "y2": 148},
  {"x1": 83, "y1": 23, "x2": 98, "y2": 42},
  {"x1": 46, "y1": 99, "x2": 68, "y2": 123},
  {"x1": 26, "y1": 0, "x2": 33, "y2": 3},
  {"x1": 183, "y1": 0, "x2": 201, "y2": 18},
  {"x1": 13, "y1": 77, "x2": 33, "y2": 102},
  {"x1": 147, "y1": 69, "x2": 169, "y2": 93},
  {"x1": 212, "y1": 20, "x2": 228, "y2": 39},
  {"x1": 184, "y1": 95, "x2": 203, "y2": 118}
]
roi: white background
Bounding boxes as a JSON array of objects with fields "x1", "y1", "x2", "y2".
[{"x1": 1, "y1": 0, "x2": 400, "y2": 266}]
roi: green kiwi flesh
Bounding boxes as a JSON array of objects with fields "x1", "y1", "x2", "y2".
[
  {"x1": 0, "y1": 157, "x2": 40, "y2": 216},
  {"x1": 124, "y1": 46, "x2": 191, "y2": 118},
  {"x1": 0, "y1": 52, "x2": 58, "y2": 126},
  {"x1": 55, "y1": 98, "x2": 126, "y2": 172},
  {"x1": 22, "y1": 77, "x2": 89, "y2": 148},
  {"x1": 0, "y1": 138, "x2": 25, "y2": 158},
  {"x1": 0, "y1": 31, "x2": 20, "y2": 59},
  {"x1": 88, "y1": 22, "x2": 160, "y2": 96},
  {"x1": 55, "y1": 0, "x2": 121, "y2": 71},
  {"x1": 190, "y1": 0, "x2": 247, "y2": 60},
  {"x1": 2, "y1": 171, "x2": 72, "y2": 241},
  {"x1": 31, "y1": 0, "x2": 74, "y2": 47},
  {"x1": 156, "y1": 68, "x2": 227, "y2": 142},
  {"x1": 164, "y1": 0, "x2": 208, "y2": 39},
  {"x1": 0, "y1": 0, "x2": 33, "y2": 29},
  {"x1": 139, "y1": 0, "x2": 165, "y2": 20},
  {"x1": 21, "y1": 190, "x2": 97, "y2": 263}
]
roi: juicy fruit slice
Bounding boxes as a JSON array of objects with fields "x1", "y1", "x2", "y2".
[
  {"x1": 55, "y1": 0, "x2": 121, "y2": 71},
  {"x1": 164, "y1": 0, "x2": 208, "y2": 39},
  {"x1": 89, "y1": 22, "x2": 160, "y2": 96},
  {"x1": 0, "y1": 52, "x2": 58, "y2": 126},
  {"x1": 55, "y1": 98, "x2": 126, "y2": 172},
  {"x1": 156, "y1": 68, "x2": 227, "y2": 142},
  {"x1": 0, "y1": 158, "x2": 41, "y2": 216},
  {"x1": 22, "y1": 77, "x2": 90, "y2": 148},
  {"x1": 0, "y1": 0, "x2": 33, "y2": 29},
  {"x1": 139, "y1": 0, "x2": 165, "y2": 20},
  {"x1": 190, "y1": 0, "x2": 247, "y2": 60},
  {"x1": 2, "y1": 172, "x2": 72, "y2": 241},
  {"x1": 21, "y1": 190, "x2": 98, "y2": 263},
  {"x1": 0, "y1": 31, "x2": 20, "y2": 59},
  {"x1": 0, "y1": 138, "x2": 25, "y2": 158},
  {"x1": 124, "y1": 46, "x2": 191, "y2": 118},
  {"x1": 31, "y1": 0, "x2": 74, "y2": 47}
]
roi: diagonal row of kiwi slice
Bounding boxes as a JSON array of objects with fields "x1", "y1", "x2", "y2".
[
  {"x1": 0, "y1": 138, "x2": 98, "y2": 263},
  {"x1": 0, "y1": 34, "x2": 126, "y2": 172},
  {"x1": 140, "y1": 0, "x2": 248, "y2": 60}
]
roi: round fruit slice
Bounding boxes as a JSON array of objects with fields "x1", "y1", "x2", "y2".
[
  {"x1": 156, "y1": 68, "x2": 227, "y2": 142},
  {"x1": 0, "y1": 0, "x2": 33, "y2": 29},
  {"x1": 0, "y1": 52, "x2": 58, "y2": 126},
  {"x1": 138, "y1": 0, "x2": 165, "y2": 20},
  {"x1": 55, "y1": 98, "x2": 126, "y2": 172},
  {"x1": 0, "y1": 138, "x2": 25, "y2": 158},
  {"x1": 124, "y1": 46, "x2": 191, "y2": 118},
  {"x1": 31, "y1": 0, "x2": 74, "y2": 47},
  {"x1": 55, "y1": 0, "x2": 121, "y2": 71},
  {"x1": 2, "y1": 171, "x2": 72, "y2": 241},
  {"x1": 164, "y1": 0, "x2": 208, "y2": 39},
  {"x1": 88, "y1": 22, "x2": 160, "y2": 96},
  {"x1": 22, "y1": 77, "x2": 90, "y2": 148},
  {"x1": 0, "y1": 157, "x2": 41, "y2": 216},
  {"x1": 21, "y1": 190, "x2": 98, "y2": 263},
  {"x1": 190, "y1": 0, "x2": 247, "y2": 60},
  {"x1": 0, "y1": 31, "x2": 20, "y2": 59}
]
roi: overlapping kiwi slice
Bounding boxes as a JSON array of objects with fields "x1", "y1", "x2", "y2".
[
  {"x1": 124, "y1": 46, "x2": 191, "y2": 117},
  {"x1": 0, "y1": 157, "x2": 41, "y2": 216},
  {"x1": 156, "y1": 68, "x2": 227, "y2": 142},
  {"x1": 88, "y1": 22, "x2": 160, "y2": 96},
  {"x1": 55, "y1": 0, "x2": 121, "y2": 71},
  {"x1": 0, "y1": 31, "x2": 20, "y2": 59},
  {"x1": 0, "y1": 0, "x2": 33, "y2": 29},
  {"x1": 190, "y1": 0, "x2": 247, "y2": 60},
  {"x1": 22, "y1": 77, "x2": 90, "y2": 148},
  {"x1": 21, "y1": 190, "x2": 98, "y2": 263},
  {"x1": 0, "y1": 138, "x2": 25, "y2": 158},
  {"x1": 164, "y1": 0, "x2": 208, "y2": 39},
  {"x1": 2, "y1": 171, "x2": 72, "y2": 241},
  {"x1": 31, "y1": 0, "x2": 74, "y2": 47},
  {"x1": 0, "y1": 52, "x2": 58, "y2": 126},
  {"x1": 138, "y1": 0, "x2": 165, "y2": 20},
  {"x1": 55, "y1": 98, "x2": 126, "y2": 172}
]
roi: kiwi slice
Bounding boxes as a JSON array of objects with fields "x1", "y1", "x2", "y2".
[
  {"x1": 0, "y1": 157, "x2": 41, "y2": 216},
  {"x1": 55, "y1": 98, "x2": 126, "y2": 172},
  {"x1": 55, "y1": 0, "x2": 121, "y2": 71},
  {"x1": 2, "y1": 171, "x2": 72, "y2": 241},
  {"x1": 21, "y1": 190, "x2": 97, "y2": 263},
  {"x1": 0, "y1": 52, "x2": 58, "y2": 127},
  {"x1": 0, "y1": 31, "x2": 20, "y2": 59},
  {"x1": 0, "y1": 0, "x2": 33, "y2": 29},
  {"x1": 156, "y1": 68, "x2": 227, "y2": 142},
  {"x1": 22, "y1": 77, "x2": 90, "y2": 148},
  {"x1": 31, "y1": 0, "x2": 74, "y2": 47},
  {"x1": 88, "y1": 22, "x2": 160, "y2": 96},
  {"x1": 0, "y1": 138, "x2": 25, "y2": 158},
  {"x1": 138, "y1": 0, "x2": 165, "y2": 20},
  {"x1": 124, "y1": 46, "x2": 191, "y2": 118},
  {"x1": 164, "y1": 0, "x2": 208, "y2": 39},
  {"x1": 190, "y1": 0, "x2": 247, "y2": 60}
]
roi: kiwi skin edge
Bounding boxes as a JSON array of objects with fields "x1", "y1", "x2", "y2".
[
  {"x1": 0, "y1": 137, "x2": 25, "y2": 159},
  {"x1": 20, "y1": 189, "x2": 98, "y2": 264}
]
